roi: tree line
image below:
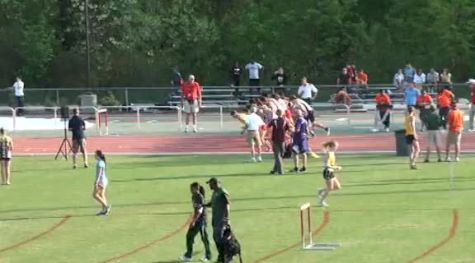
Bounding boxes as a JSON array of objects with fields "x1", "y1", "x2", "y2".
[{"x1": 1, "y1": 0, "x2": 474, "y2": 89}]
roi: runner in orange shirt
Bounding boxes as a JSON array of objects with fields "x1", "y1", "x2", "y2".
[
  {"x1": 445, "y1": 103, "x2": 464, "y2": 162},
  {"x1": 375, "y1": 89, "x2": 392, "y2": 131},
  {"x1": 417, "y1": 89, "x2": 433, "y2": 131}
]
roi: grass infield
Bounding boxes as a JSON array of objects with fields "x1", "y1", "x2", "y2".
[{"x1": 0, "y1": 154, "x2": 474, "y2": 262}]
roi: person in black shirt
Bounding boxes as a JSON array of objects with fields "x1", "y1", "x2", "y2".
[
  {"x1": 68, "y1": 108, "x2": 88, "y2": 169},
  {"x1": 231, "y1": 62, "x2": 242, "y2": 96},
  {"x1": 180, "y1": 182, "x2": 212, "y2": 262},
  {"x1": 271, "y1": 67, "x2": 288, "y2": 95}
]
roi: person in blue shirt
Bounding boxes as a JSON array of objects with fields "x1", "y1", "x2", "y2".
[
  {"x1": 93, "y1": 150, "x2": 111, "y2": 216},
  {"x1": 403, "y1": 63, "x2": 416, "y2": 83},
  {"x1": 404, "y1": 83, "x2": 421, "y2": 107}
]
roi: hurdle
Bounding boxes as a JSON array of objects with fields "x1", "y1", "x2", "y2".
[
  {"x1": 97, "y1": 108, "x2": 109, "y2": 135},
  {"x1": 300, "y1": 203, "x2": 341, "y2": 251}
]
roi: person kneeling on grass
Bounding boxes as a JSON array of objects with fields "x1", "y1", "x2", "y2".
[
  {"x1": 180, "y1": 182, "x2": 212, "y2": 262},
  {"x1": 93, "y1": 150, "x2": 111, "y2": 216},
  {"x1": 317, "y1": 140, "x2": 342, "y2": 207}
]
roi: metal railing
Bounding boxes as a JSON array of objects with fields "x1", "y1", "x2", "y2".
[{"x1": 0, "y1": 82, "x2": 471, "y2": 108}]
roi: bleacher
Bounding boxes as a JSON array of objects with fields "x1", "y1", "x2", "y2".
[{"x1": 166, "y1": 85, "x2": 441, "y2": 112}]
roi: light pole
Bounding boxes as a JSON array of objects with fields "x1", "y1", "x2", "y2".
[{"x1": 85, "y1": 0, "x2": 91, "y2": 89}]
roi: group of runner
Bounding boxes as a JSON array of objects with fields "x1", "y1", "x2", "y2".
[{"x1": 231, "y1": 93, "x2": 330, "y2": 169}]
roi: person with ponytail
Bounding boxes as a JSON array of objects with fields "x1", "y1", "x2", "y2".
[
  {"x1": 180, "y1": 182, "x2": 212, "y2": 262},
  {"x1": 93, "y1": 150, "x2": 111, "y2": 216},
  {"x1": 0, "y1": 128, "x2": 13, "y2": 185}
]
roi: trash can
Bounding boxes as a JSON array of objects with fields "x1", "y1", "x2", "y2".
[{"x1": 394, "y1": 129, "x2": 409, "y2": 156}]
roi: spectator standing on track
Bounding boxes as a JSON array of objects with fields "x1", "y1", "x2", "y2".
[
  {"x1": 405, "y1": 106, "x2": 420, "y2": 169},
  {"x1": 417, "y1": 89, "x2": 433, "y2": 131},
  {"x1": 230, "y1": 62, "x2": 242, "y2": 96},
  {"x1": 245, "y1": 61, "x2": 264, "y2": 94},
  {"x1": 393, "y1": 69, "x2": 404, "y2": 90},
  {"x1": 205, "y1": 177, "x2": 230, "y2": 263},
  {"x1": 375, "y1": 90, "x2": 392, "y2": 132},
  {"x1": 468, "y1": 79, "x2": 475, "y2": 132},
  {"x1": 271, "y1": 67, "x2": 287, "y2": 95},
  {"x1": 404, "y1": 83, "x2": 421, "y2": 107},
  {"x1": 403, "y1": 63, "x2": 416, "y2": 83},
  {"x1": 445, "y1": 103, "x2": 464, "y2": 162},
  {"x1": 244, "y1": 106, "x2": 264, "y2": 162},
  {"x1": 424, "y1": 105, "x2": 443, "y2": 163},
  {"x1": 68, "y1": 108, "x2": 88, "y2": 169},
  {"x1": 414, "y1": 69, "x2": 426, "y2": 89},
  {"x1": 181, "y1": 75, "x2": 203, "y2": 133},
  {"x1": 268, "y1": 109, "x2": 291, "y2": 175},
  {"x1": 426, "y1": 68, "x2": 439, "y2": 93},
  {"x1": 180, "y1": 182, "x2": 212, "y2": 262},
  {"x1": 0, "y1": 128, "x2": 13, "y2": 185},
  {"x1": 437, "y1": 87, "x2": 454, "y2": 129},
  {"x1": 297, "y1": 77, "x2": 318, "y2": 105},
  {"x1": 171, "y1": 66, "x2": 183, "y2": 95},
  {"x1": 11, "y1": 77, "x2": 25, "y2": 116}
]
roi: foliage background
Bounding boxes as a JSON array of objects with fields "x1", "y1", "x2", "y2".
[{"x1": 1, "y1": 0, "x2": 475, "y2": 88}]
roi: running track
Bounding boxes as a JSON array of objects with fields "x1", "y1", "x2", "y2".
[{"x1": 13, "y1": 133, "x2": 475, "y2": 154}]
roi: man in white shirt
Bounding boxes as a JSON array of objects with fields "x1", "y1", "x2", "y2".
[
  {"x1": 12, "y1": 77, "x2": 25, "y2": 116},
  {"x1": 245, "y1": 61, "x2": 263, "y2": 94},
  {"x1": 244, "y1": 106, "x2": 264, "y2": 162},
  {"x1": 297, "y1": 77, "x2": 318, "y2": 104},
  {"x1": 414, "y1": 69, "x2": 426, "y2": 89}
]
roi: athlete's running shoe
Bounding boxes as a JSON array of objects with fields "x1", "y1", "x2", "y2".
[{"x1": 179, "y1": 255, "x2": 192, "y2": 262}]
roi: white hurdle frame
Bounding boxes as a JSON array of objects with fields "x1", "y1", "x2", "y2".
[{"x1": 300, "y1": 203, "x2": 341, "y2": 251}]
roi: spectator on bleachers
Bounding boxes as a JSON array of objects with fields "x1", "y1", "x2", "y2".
[
  {"x1": 245, "y1": 61, "x2": 264, "y2": 94},
  {"x1": 297, "y1": 77, "x2": 318, "y2": 105},
  {"x1": 375, "y1": 89, "x2": 392, "y2": 132},
  {"x1": 417, "y1": 89, "x2": 433, "y2": 131},
  {"x1": 404, "y1": 82, "x2": 421, "y2": 107},
  {"x1": 440, "y1": 68, "x2": 452, "y2": 84},
  {"x1": 426, "y1": 68, "x2": 440, "y2": 93},
  {"x1": 230, "y1": 61, "x2": 242, "y2": 96},
  {"x1": 403, "y1": 63, "x2": 416, "y2": 83},
  {"x1": 437, "y1": 86, "x2": 454, "y2": 129},
  {"x1": 414, "y1": 69, "x2": 426, "y2": 89},
  {"x1": 334, "y1": 87, "x2": 352, "y2": 106},
  {"x1": 468, "y1": 78, "x2": 475, "y2": 132},
  {"x1": 346, "y1": 64, "x2": 357, "y2": 85},
  {"x1": 170, "y1": 66, "x2": 183, "y2": 95},
  {"x1": 271, "y1": 67, "x2": 288, "y2": 95},
  {"x1": 393, "y1": 69, "x2": 404, "y2": 90},
  {"x1": 337, "y1": 68, "x2": 350, "y2": 90},
  {"x1": 357, "y1": 69, "x2": 369, "y2": 91}
]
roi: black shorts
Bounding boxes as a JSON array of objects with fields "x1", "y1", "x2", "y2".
[
  {"x1": 305, "y1": 111, "x2": 315, "y2": 123},
  {"x1": 323, "y1": 168, "x2": 335, "y2": 180},
  {"x1": 0, "y1": 158, "x2": 11, "y2": 161},
  {"x1": 405, "y1": 135, "x2": 416, "y2": 144}
]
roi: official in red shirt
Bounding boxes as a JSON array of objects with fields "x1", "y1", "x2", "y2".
[
  {"x1": 468, "y1": 79, "x2": 475, "y2": 131},
  {"x1": 267, "y1": 109, "x2": 291, "y2": 175},
  {"x1": 375, "y1": 89, "x2": 392, "y2": 131},
  {"x1": 181, "y1": 75, "x2": 202, "y2": 133}
]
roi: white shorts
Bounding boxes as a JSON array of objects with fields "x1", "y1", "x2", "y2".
[
  {"x1": 447, "y1": 131, "x2": 462, "y2": 145},
  {"x1": 427, "y1": 130, "x2": 442, "y2": 147},
  {"x1": 183, "y1": 100, "x2": 199, "y2": 114}
]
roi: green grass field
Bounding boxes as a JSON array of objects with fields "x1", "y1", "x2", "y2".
[{"x1": 0, "y1": 154, "x2": 474, "y2": 263}]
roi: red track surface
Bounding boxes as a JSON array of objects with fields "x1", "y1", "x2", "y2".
[{"x1": 13, "y1": 133, "x2": 475, "y2": 154}]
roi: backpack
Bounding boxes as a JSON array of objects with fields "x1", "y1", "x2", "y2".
[{"x1": 222, "y1": 225, "x2": 243, "y2": 263}]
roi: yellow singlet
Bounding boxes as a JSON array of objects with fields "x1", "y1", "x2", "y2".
[
  {"x1": 324, "y1": 152, "x2": 336, "y2": 168},
  {"x1": 405, "y1": 114, "x2": 415, "y2": 135}
]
